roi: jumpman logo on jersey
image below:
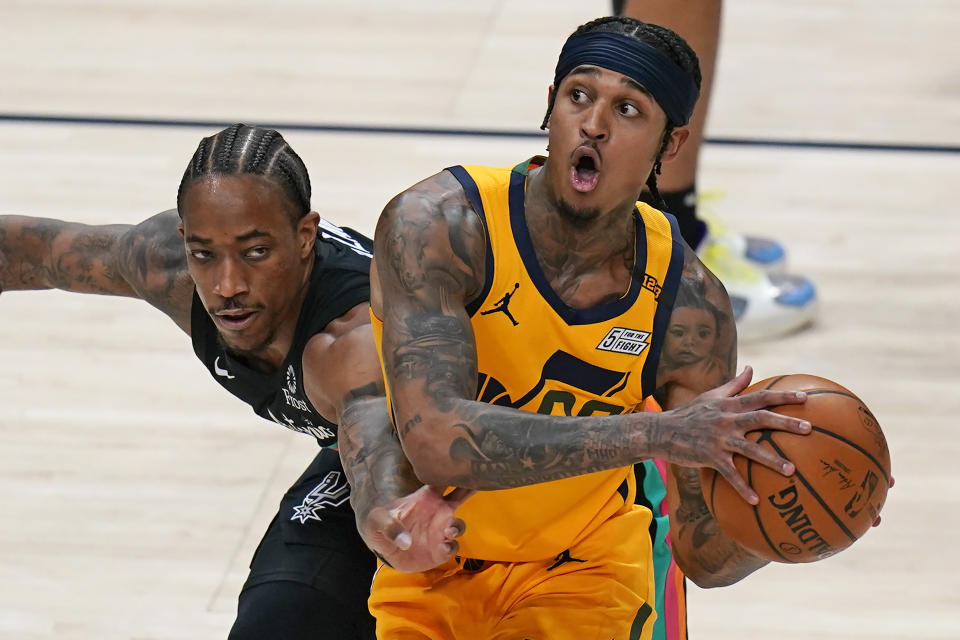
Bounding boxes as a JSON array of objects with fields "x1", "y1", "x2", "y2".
[
  {"x1": 290, "y1": 471, "x2": 350, "y2": 523},
  {"x1": 480, "y1": 282, "x2": 520, "y2": 326},
  {"x1": 546, "y1": 548, "x2": 586, "y2": 571}
]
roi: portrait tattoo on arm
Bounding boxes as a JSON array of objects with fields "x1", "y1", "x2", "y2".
[{"x1": 655, "y1": 245, "x2": 768, "y2": 586}]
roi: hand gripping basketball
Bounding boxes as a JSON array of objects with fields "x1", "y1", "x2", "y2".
[
  {"x1": 699, "y1": 373, "x2": 892, "y2": 563},
  {"x1": 664, "y1": 366, "x2": 811, "y2": 505}
]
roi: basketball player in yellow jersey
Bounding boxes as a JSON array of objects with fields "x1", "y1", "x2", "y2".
[{"x1": 359, "y1": 16, "x2": 813, "y2": 640}]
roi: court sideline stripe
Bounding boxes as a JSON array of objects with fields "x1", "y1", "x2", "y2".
[{"x1": 1, "y1": 112, "x2": 958, "y2": 155}]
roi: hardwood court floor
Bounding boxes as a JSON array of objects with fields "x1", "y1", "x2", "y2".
[{"x1": 0, "y1": 1, "x2": 957, "y2": 638}]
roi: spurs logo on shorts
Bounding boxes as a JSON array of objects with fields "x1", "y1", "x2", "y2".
[{"x1": 291, "y1": 471, "x2": 350, "y2": 523}]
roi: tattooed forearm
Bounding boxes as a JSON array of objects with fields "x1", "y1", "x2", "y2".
[
  {"x1": 338, "y1": 398, "x2": 422, "y2": 522},
  {"x1": 0, "y1": 211, "x2": 194, "y2": 329},
  {"x1": 0, "y1": 216, "x2": 134, "y2": 295},
  {"x1": 401, "y1": 399, "x2": 650, "y2": 490},
  {"x1": 668, "y1": 465, "x2": 767, "y2": 587}
]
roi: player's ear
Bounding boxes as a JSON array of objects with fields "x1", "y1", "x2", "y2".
[
  {"x1": 659, "y1": 127, "x2": 690, "y2": 165},
  {"x1": 544, "y1": 84, "x2": 556, "y2": 130},
  {"x1": 176, "y1": 220, "x2": 185, "y2": 237},
  {"x1": 298, "y1": 211, "x2": 320, "y2": 258}
]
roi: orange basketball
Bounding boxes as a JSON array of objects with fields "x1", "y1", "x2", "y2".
[{"x1": 699, "y1": 374, "x2": 891, "y2": 563}]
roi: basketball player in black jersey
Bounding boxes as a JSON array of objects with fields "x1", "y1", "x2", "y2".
[{"x1": 0, "y1": 124, "x2": 467, "y2": 639}]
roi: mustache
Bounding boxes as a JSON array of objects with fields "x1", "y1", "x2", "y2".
[
  {"x1": 572, "y1": 141, "x2": 602, "y2": 164},
  {"x1": 210, "y1": 298, "x2": 262, "y2": 315}
]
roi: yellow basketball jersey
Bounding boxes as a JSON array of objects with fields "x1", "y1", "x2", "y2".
[{"x1": 374, "y1": 158, "x2": 685, "y2": 562}]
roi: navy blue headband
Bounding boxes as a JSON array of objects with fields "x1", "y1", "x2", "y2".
[{"x1": 553, "y1": 31, "x2": 699, "y2": 126}]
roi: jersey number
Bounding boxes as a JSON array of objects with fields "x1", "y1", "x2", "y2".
[{"x1": 536, "y1": 390, "x2": 625, "y2": 417}]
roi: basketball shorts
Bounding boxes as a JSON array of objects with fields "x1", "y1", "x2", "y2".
[
  {"x1": 228, "y1": 447, "x2": 377, "y2": 640},
  {"x1": 369, "y1": 504, "x2": 656, "y2": 640}
]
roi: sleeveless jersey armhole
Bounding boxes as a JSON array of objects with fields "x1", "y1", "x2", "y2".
[{"x1": 445, "y1": 166, "x2": 494, "y2": 317}]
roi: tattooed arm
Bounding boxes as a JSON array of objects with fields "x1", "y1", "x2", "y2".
[
  {"x1": 0, "y1": 210, "x2": 194, "y2": 331},
  {"x1": 655, "y1": 244, "x2": 768, "y2": 588},
  {"x1": 303, "y1": 306, "x2": 468, "y2": 571},
  {"x1": 303, "y1": 305, "x2": 423, "y2": 516},
  {"x1": 373, "y1": 172, "x2": 809, "y2": 492}
]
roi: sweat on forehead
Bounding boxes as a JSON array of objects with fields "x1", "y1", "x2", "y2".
[{"x1": 553, "y1": 31, "x2": 699, "y2": 126}]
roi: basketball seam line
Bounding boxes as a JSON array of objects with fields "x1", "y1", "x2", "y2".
[
  {"x1": 810, "y1": 425, "x2": 890, "y2": 485},
  {"x1": 747, "y1": 456, "x2": 791, "y2": 562}
]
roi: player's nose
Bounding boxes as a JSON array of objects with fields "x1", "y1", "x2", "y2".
[
  {"x1": 213, "y1": 258, "x2": 250, "y2": 298},
  {"x1": 580, "y1": 104, "x2": 609, "y2": 141}
]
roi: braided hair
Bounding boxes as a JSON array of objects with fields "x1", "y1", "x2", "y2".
[
  {"x1": 542, "y1": 17, "x2": 702, "y2": 207},
  {"x1": 176, "y1": 124, "x2": 311, "y2": 227}
]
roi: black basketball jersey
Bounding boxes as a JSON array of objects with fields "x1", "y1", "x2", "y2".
[{"x1": 191, "y1": 218, "x2": 373, "y2": 447}]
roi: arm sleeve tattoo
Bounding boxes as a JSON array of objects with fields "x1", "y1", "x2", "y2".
[
  {"x1": 373, "y1": 172, "x2": 674, "y2": 490},
  {"x1": 655, "y1": 244, "x2": 768, "y2": 587},
  {"x1": 0, "y1": 210, "x2": 194, "y2": 331}
]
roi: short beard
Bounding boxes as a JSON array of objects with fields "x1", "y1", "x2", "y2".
[
  {"x1": 216, "y1": 324, "x2": 278, "y2": 367},
  {"x1": 554, "y1": 196, "x2": 603, "y2": 226},
  {"x1": 544, "y1": 177, "x2": 602, "y2": 226}
]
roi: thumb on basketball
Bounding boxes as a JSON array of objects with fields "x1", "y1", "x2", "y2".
[{"x1": 713, "y1": 365, "x2": 754, "y2": 399}]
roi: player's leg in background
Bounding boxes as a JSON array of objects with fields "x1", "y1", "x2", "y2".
[
  {"x1": 619, "y1": 0, "x2": 818, "y2": 342},
  {"x1": 228, "y1": 448, "x2": 377, "y2": 640},
  {"x1": 622, "y1": 0, "x2": 720, "y2": 249}
]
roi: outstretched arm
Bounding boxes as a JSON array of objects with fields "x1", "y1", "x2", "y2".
[
  {"x1": 655, "y1": 244, "x2": 768, "y2": 587},
  {"x1": 304, "y1": 308, "x2": 468, "y2": 572},
  {"x1": 374, "y1": 172, "x2": 809, "y2": 493},
  {"x1": 0, "y1": 210, "x2": 194, "y2": 331}
]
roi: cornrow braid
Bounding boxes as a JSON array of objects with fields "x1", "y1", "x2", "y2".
[
  {"x1": 177, "y1": 124, "x2": 311, "y2": 227},
  {"x1": 217, "y1": 123, "x2": 243, "y2": 168},
  {"x1": 246, "y1": 129, "x2": 279, "y2": 172},
  {"x1": 542, "y1": 16, "x2": 702, "y2": 208}
]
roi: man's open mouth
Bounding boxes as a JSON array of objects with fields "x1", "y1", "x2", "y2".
[
  {"x1": 570, "y1": 147, "x2": 601, "y2": 192},
  {"x1": 215, "y1": 309, "x2": 258, "y2": 331}
]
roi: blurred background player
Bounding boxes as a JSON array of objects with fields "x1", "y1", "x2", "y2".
[{"x1": 614, "y1": 0, "x2": 818, "y2": 341}]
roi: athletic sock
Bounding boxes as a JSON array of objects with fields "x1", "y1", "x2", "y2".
[{"x1": 640, "y1": 184, "x2": 707, "y2": 249}]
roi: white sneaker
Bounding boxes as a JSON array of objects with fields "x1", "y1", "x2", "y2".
[
  {"x1": 697, "y1": 193, "x2": 786, "y2": 272},
  {"x1": 698, "y1": 240, "x2": 817, "y2": 342}
]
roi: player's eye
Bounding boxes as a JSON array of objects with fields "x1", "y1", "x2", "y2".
[
  {"x1": 189, "y1": 249, "x2": 212, "y2": 261},
  {"x1": 618, "y1": 102, "x2": 640, "y2": 117},
  {"x1": 570, "y1": 88, "x2": 588, "y2": 103},
  {"x1": 245, "y1": 246, "x2": 269, "y2": 260}
]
